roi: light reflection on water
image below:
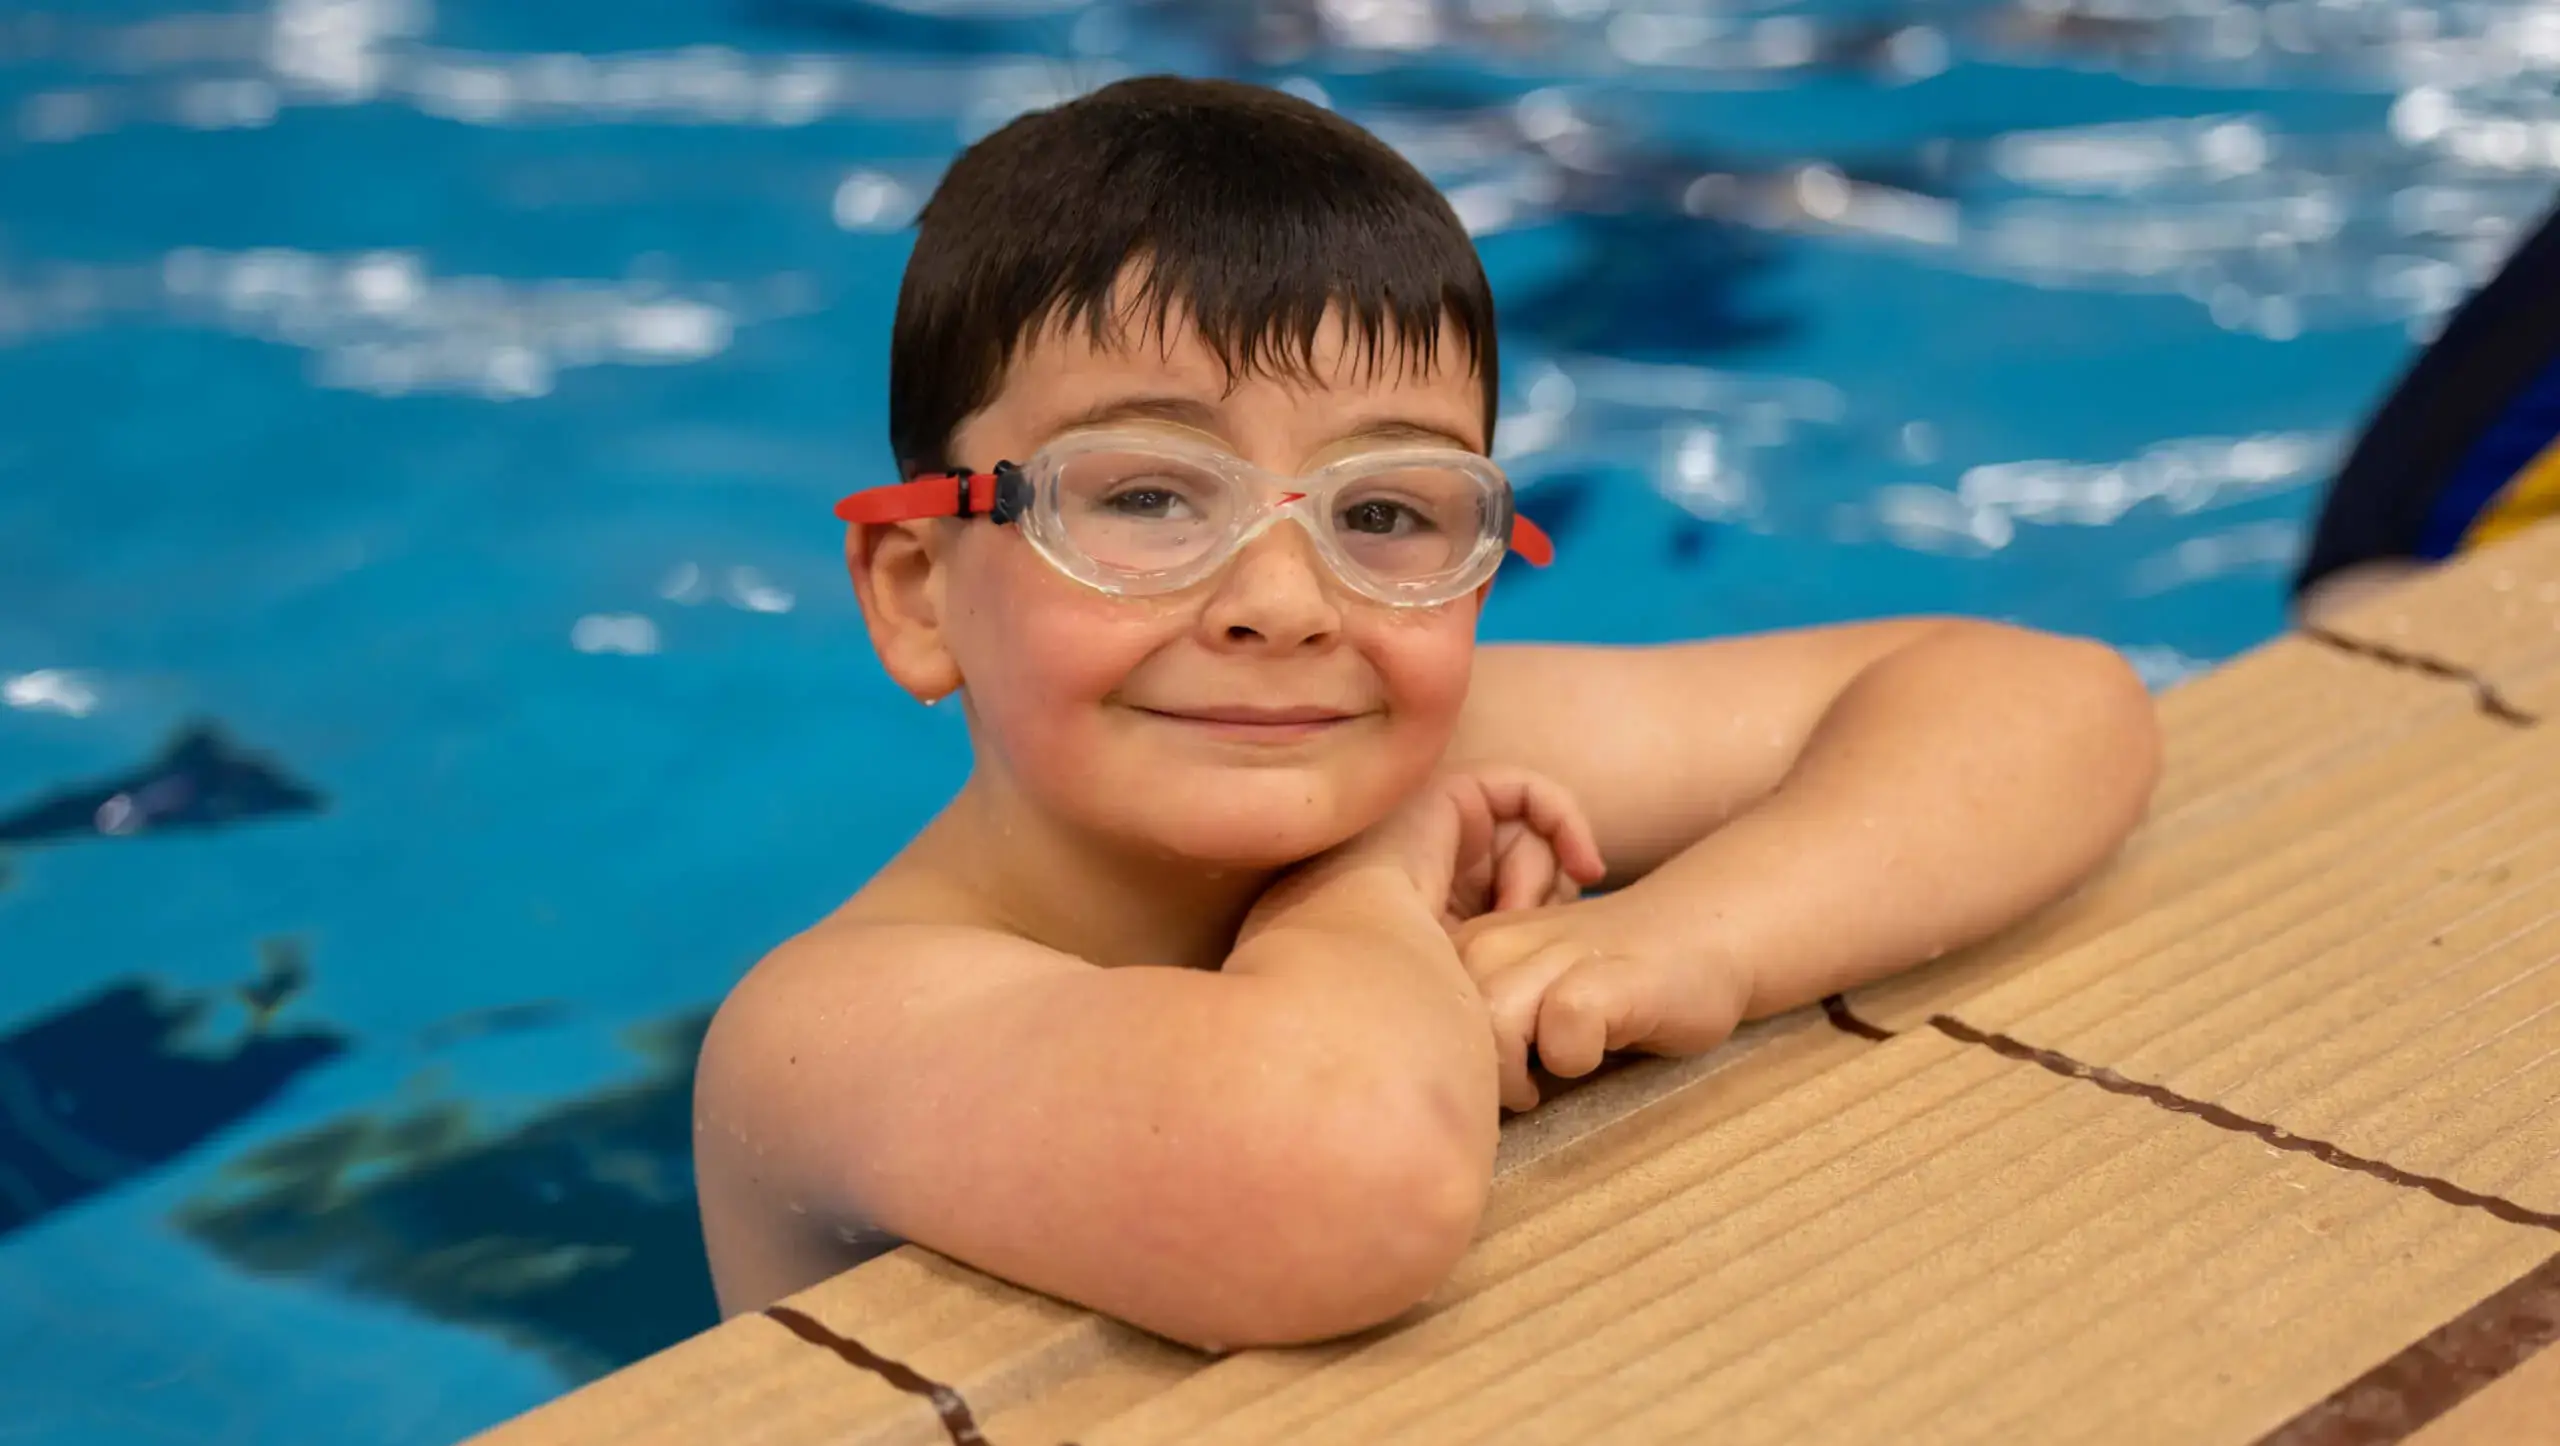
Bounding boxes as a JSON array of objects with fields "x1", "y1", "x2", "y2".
[
  {"x1": 0, "y1": 2, "x2": 2553, "y2": 1443},
  {"x1": 4, "y1": 0, "x2": 2550, "y2": 538}
]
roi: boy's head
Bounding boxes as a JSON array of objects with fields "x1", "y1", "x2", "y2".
[
  {"x1": 850, "y1": 76, "x2": 1511, "y2": 869},
  {"x1": 886, "y1": 74, "x2": 1498, "y2": 481}
]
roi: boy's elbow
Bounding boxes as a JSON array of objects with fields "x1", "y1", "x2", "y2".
[
  {"x1": 1950, "y1": 619, "x2": 2154, "y2": 740},
  {"x1": 1291, "y1": 1108, "x2": 1489, "y2": 1336},
  {"x1": 1999, "y1": 625, "x2": 2163, "y2": 821},
  {"x1": 2060, "y1": 633, "x2": 2163, "y2": 801},
  {"x1": 1167, "y1": 1088, "x2": 1492, "y2": 1350}
]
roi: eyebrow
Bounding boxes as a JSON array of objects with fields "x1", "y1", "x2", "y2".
[
  {"x1": 1043, "y1": 394, "x2": 1483, "y2": 452},
  {"x1": 1049, "y1": 395, "x2": 1226, "y2": 434}
]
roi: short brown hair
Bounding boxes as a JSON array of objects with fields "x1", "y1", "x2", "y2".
[{"x1": 888, "y1": 75, "x2": 1499, "y2": 477}]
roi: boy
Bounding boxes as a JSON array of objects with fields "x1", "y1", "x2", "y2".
[{"x1": 694, "y1": 76, "x2": 2160, "y2": 1352}]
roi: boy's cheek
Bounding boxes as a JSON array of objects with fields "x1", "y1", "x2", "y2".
[
  {"x1": 954, "y1": 565, "x2": 1154, "y2": 702},
  {"x1": 1365, "y1": 609, "x2": 1480, "y2": 742}
]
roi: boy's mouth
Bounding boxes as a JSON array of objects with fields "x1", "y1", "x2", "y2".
[
  {"x1": 1148, "y1": 704, "x2": 1355, "y2": 724},
  {"x1": 1131, "y1": 703, "x2": 1365, "y2": 739}
]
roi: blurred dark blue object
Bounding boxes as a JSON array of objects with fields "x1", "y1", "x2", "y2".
[
  {"x1": 0, "y1": 971, "x2": 347, "y2": 1240},
  {"x1": 0, "y1": 724, "x2": 323, "y2": 846}
]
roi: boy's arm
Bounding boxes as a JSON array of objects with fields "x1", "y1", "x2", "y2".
[
  {"x1": 695, "y1": 862, "x2": 1498, "y2": 1351},
  {"x1": 1447, "y1": 619, "x2": 2160, "y2": 1020}
]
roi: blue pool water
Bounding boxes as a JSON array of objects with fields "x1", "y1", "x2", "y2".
[{"x1": 1, "y1": 1, "x2": 2549, "y2": 1440}]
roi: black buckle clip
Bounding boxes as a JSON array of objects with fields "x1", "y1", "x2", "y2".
[
  {"x1": 946, "y1": 462, "x2": 1029, "y2": 525},
  {"x1": 987, "y1": 461, "x2": 1028, "y2": 526}
]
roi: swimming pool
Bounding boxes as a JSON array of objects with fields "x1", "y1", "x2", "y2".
[{"x1": 1, "y1": 1, "x2": 2545, "y2": 1441}]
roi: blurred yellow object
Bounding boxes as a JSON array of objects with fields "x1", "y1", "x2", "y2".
[{"x1": 2464, "y1": 430, "x2": 2560, "y2": 551}]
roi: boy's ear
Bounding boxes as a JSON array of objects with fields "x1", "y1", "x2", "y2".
[{"x1": 846, "y1": 520, "x2": 964, "y2": 704}]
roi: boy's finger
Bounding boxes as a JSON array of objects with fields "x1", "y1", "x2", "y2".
[
  {"x1": 1542, "y1": 793, "x2": 1607, "y2": 887},
  {"x1": 1495, "y1": 830, "x2": 1558, "y2": 913},
  {"x1": 1433, "y1": 776, "x2": 1495, "y2": 896},
  {"x1": 1471, "y1": 767, "x2": 1571, "y2": 835},
  {"x1": 1505, "y1": 772, "x2": 1607, "y2": 886},
  {"x1": 1538, "y1": 952, "x2": 1740, "y2": 1075},
  {"x1": 1556, "y1": 817, "x2": 1607, "y2": 887},
  {"x1": 1478, "y1": 942, "x2": 1586, "y2": 1076},
  {"x1": 1533, "y1": 953, "x2": 1664, "y2": 1079}
]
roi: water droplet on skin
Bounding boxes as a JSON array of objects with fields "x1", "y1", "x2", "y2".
[{"x1": 787, "y1": 1201, "x2": 807, "y2": 1215}]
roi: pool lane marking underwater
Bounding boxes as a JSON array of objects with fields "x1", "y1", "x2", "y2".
[
  {"x1": 1819, "y1": 994, "x2": 2560, "y2": 1443},
  {"x1": 2299, "y1": 624, "x2": 2542, "y2": 727},
  {"x1": 762, "y1": 1305, "x2": 989, "y2": 1445}
]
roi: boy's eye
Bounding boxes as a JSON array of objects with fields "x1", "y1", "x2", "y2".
[
  {"x1": 1338, "y1": 497, "x2": 1433, "y2": 535},
  {"x1": 1101, "y1": 483, "x2": 1197, "y2": 519}
]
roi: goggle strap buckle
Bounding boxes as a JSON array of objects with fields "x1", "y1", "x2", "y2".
[
  {"x1": 987, "y1": 461, "x2": 1029, "y2": 526},
  {"x1": 945, "y1": 463, "x2": 1029, "y2": 526}
]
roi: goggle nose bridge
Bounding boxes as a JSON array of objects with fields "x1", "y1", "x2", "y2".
[{"x1": 1206, "y1": 490, "x2": 1329, "y2": 571}]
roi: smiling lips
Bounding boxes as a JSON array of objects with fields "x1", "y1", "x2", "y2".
[
  {"x1": 1136, "y1": 703, "x2": 1363, "y2": 738},
  {"x1": 1153, "y1": 704, "x2": 1353, "y2": 724}
]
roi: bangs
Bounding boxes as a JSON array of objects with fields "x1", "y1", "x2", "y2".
[{"x1": 1031, "y1": 231, "x2": 1490, "y2": 410}]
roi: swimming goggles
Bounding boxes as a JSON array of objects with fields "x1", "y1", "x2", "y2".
[{"x1": 834, "y1": 429, "x2": 1554, "y2": 608}]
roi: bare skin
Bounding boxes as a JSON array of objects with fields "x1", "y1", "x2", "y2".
[{"x1": 694, "y1": 300, "x2": 2164, "y2": 1349}]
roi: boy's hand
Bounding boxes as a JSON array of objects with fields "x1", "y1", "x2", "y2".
[
  {"x1": 1451, "y1": 893, "x2": 1751, "y2": 1113},
  {"x1": 1266, "y1": 766, "x2": 1607, "y2": 935},
  {"x1": 1444, "y1": 767, "x2": 1610, "y2": 929}
]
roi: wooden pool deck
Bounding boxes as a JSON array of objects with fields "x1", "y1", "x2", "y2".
[{"x1": 476, "y1": 521, "x2": 2560, "y2": 1446}]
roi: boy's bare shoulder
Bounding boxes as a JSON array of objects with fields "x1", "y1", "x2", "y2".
[
  {"x1": 711, "y1": 908, "x2": 1086, "y2": 1076},
  {"x1": 730, "y1": 855, "x2": 1080, "y2": 1012},
  {"x1": 693, "y1": 906, "x2": 1098, "y2": 1314},
  {"x1": 695, "y1": 904, "x2": 1097, "y2": 1213}
]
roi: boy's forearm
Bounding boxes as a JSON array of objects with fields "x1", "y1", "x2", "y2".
[
  {"x1": 1227, "y1": 865, "x2": 1501, "y2": 1142},
  {"x1": 1626, "y1": 623, "x2": 2159, "y2": 1017}
]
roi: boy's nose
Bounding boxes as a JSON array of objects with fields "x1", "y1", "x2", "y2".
[{"x1": 1199, "y1": 517, "x2": 1343, "y2": 650}]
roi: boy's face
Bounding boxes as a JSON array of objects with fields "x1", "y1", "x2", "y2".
[{"x1": 927, "y1": 302, "x2": 1491, "y2": 869}]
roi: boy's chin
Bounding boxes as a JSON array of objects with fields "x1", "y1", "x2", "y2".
[
  {"x1": 1109, "y1": 790, "x2": 1387, "y2": 873},
  {"x1": 1131, "y1": 813, "x2": 1363, "y2": 872}
]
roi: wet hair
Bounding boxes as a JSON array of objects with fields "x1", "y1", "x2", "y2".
[{"x1": 888, "y1": 75, "x2": 1499, "y2": 478}]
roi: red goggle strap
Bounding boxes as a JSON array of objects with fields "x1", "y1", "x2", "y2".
[
  {"x1": 1507, "y1": 514, "x2": 1554, "y2": 568},
  {"x1": 832, "y1": 472, "x2": 1001, "y2": 524}
]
